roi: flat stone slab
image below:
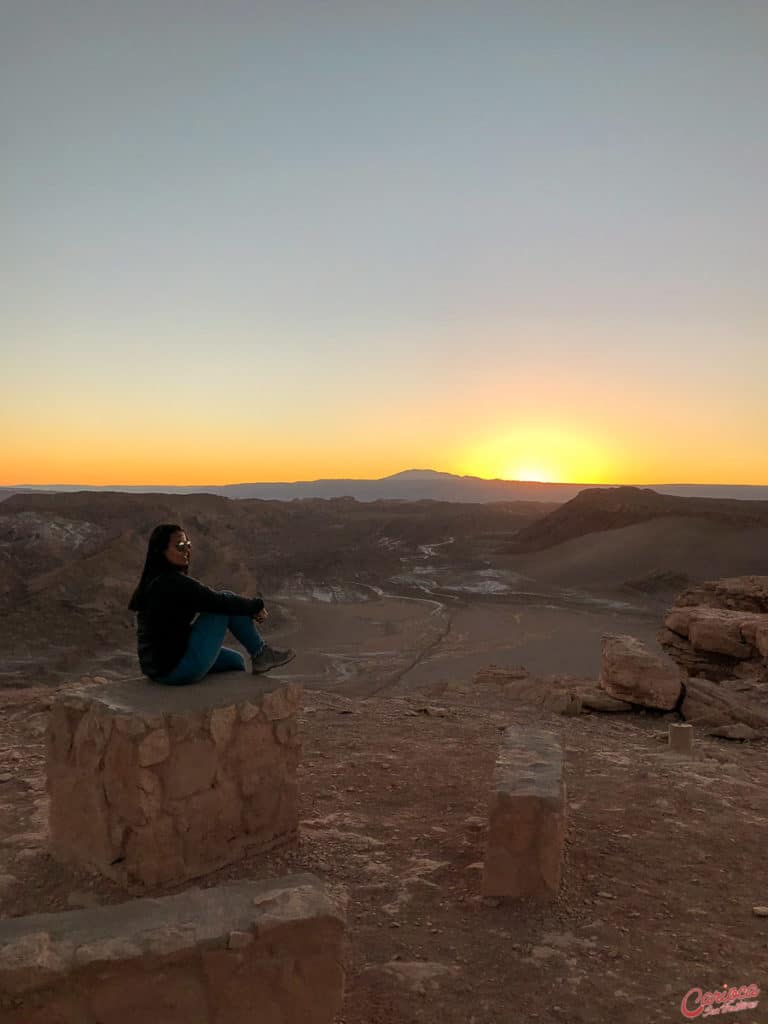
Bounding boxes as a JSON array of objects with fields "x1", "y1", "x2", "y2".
[
  {"x1": 63, "y1": 672, "x2": 300, "y2": 717},
  {"x1": 580, "y1": 689, "x2": 633, "y2": 713},
  {"x1": 0, "y1": 874, "x2": 346, "y2": 1023},
  {"x1": 482, "y1": 727, "x2": 566, "y2": 899},
  {"x1": 46, "y1": 673, "x2": 303, "y2": 887}
]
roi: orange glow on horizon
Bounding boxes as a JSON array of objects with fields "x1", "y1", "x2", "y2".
[
  {"x1": 504, "y1": 465, "x2": 556, "y2": 484},
  {"x1": 457, "y1": 426, "x2": 614, "y2": 487},
  {"x1": 2, "y1": 422, "x2": 767, "y2": 489}
]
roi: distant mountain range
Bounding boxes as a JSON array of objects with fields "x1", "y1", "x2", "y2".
[{"x1": 2, "y1": 468, "x2": 768, "y2": 504}]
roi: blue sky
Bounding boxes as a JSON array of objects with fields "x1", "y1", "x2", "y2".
[{"x1": 2, "y1": 1, "x2": 766, "y2": 484}]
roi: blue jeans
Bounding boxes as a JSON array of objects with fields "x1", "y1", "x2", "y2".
[{"x1": 155, "y1": 609, "x2": 265, "y2": 686}]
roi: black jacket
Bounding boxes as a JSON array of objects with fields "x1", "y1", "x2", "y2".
[{"x1": 135, "y1": 569, "x2": 264, "y2": 679}]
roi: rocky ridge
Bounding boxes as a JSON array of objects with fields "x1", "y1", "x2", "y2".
[
  {"x1": 659, "y1": 576, "x2": 768, "y2": 682},
  {"x1": 508, "y1": 486, "x2": 768, "y2": 553}
]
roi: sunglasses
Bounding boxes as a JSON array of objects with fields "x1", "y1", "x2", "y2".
[{"x1": 175, "y1": 541, "x2": 192, "y2": 552}]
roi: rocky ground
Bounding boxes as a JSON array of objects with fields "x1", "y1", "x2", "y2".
[{"x1": 1, "y1": 677, "x2": 766, "y2": 1024}]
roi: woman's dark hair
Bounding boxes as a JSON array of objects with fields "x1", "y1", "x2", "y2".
[{"x1": 128, "y1": 523, "x2": 184, "y2": 612}]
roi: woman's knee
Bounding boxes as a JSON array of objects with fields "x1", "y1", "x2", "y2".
[
  {"x1": 194, "y1": 612, "x2": 229, "y2": 628},
  {"x1": 211, "y1": 647, "x2": 246, "y2": 673}
]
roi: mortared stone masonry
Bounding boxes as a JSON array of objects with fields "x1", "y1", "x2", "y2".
[{"x1": 46, "y1": 673, "x2": 302, "y2": 887}]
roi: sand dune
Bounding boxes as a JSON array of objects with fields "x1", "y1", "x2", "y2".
[
  {"x1": 509, "y1": 516, "x2": 768, "y2": 594},
  {"x1": 510, "y1": 485, "x2": 768, "y2": 553}
]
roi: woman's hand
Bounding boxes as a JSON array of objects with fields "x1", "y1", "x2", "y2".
[{"x1": 254, "y1": 607, "x2": 269, "y2": 623}]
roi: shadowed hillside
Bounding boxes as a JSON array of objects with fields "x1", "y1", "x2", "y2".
[
  {"x1": 0, "y1": 491, "x2": 555, "y2": 602},
  {"x1": 508, "y1": 516, "x2": 768, "y2": 596},
  {"x1": 0, "y1": 492, "x2": 554, "y2": 683},
  {"x1": 508, "y1": 486, "x2": 768, "y2": 553}
]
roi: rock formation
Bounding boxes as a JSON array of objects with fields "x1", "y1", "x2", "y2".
[
  {"x1": 653, "y1": 576, "x2": 768, "y2": 737},
  {"x1": 658, "y1": 576, "x2": 768, "y2": 682}
]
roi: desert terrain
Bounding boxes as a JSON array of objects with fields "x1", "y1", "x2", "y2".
[
  {"x1": 3, "y1": 485, "x2": 768, "y2": 692},
  {"x1": 1, "y1": 487, "x2": 768, "y2": 1022}
]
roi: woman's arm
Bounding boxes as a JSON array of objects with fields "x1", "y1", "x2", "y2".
[{"x1": 153, "y1": 573, "x2": 265, "y2": 617}]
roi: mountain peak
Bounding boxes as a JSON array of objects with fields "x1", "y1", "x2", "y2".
[{"x1": 382, "y1": 469, "x2": 450, "y2": 481}]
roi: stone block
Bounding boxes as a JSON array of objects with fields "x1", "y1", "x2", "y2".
[
  {"x1": 482, "y1": 727, "x2": 566, "y2": 899},
  {"x1": 137, "y1": 728, "x2": 170, "y2": 767},
  {"x1": 209, "y1": 706, "x2": 237, "y2": 747},
  {"x1": 0, "y1": 876, "x2": 346, "y2": 1024},
  {"x1": 668, "y1": 723, "x2": 693, "y2": 754},
  {"x1": 46, "y1": 673, "x2": 303, "y2": 887}
]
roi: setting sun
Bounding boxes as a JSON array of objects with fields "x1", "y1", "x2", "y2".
[
  {"x1": 505, "y1": 465, "x2": 555, "y2": 483},
  {"x1": 455, "y1": 425, "x2": 615, "y2": 486}
]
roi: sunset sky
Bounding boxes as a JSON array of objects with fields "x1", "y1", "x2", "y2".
[{"x1": 3, "y1": 2, "x2": 766, "y2": 487}]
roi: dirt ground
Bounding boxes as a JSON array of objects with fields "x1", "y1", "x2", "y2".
[
  {"x1": 1, "y1": 676, "x2": 766, "y2": 1024},
  {"x1": 240, "y1": 587, "x2": 666, "y2": 698}
]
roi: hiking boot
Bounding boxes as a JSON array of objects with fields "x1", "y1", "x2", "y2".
[{"x1": 251, "y1": 645, "x2": 296, "y2": 674}]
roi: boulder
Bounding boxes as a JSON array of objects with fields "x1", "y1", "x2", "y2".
[
  {"x1": 708, "y1": 723, "x2": 761, "y2": 741},
  {"x1": 543, "y1": 691, "x2": 582, "y2": 716},
  {"x1": 473, "y1": 665, "x2": 529, "y2": 685},
  {"x1": 599, "y1": 634, "x2": 683, "y2": 710}
]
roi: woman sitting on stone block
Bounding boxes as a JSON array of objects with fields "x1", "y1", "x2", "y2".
[{"x1": 128, "y1": 523, "x2": 295, "y2": 685}]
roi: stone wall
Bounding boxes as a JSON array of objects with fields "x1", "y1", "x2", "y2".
[
  {"x1": 0, "y1": 875, "x2": 345, "y2": 1024},
  {"x1": 482, "y1": 726, "x2": 566, "y2": 899},
  {"x1": 46, "y1": 674, "x2": 302, "y2": 887}
]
